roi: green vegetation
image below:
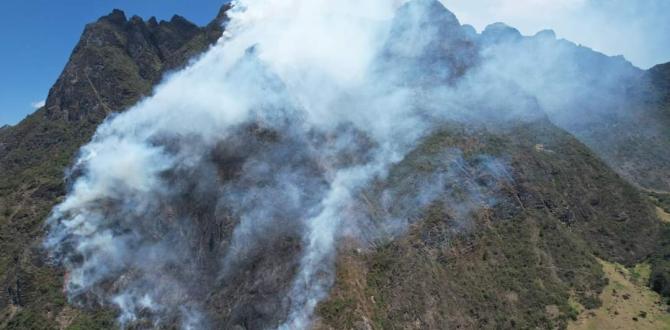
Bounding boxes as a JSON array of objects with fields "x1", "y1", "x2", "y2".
[
  {"x1": 64, "y1": 310, "x2": 116, "y2": 330},
  {"x1": 318, "y1": 120, "x2": 661, "y2": 329},
  {"x1": 649, "y1": 222, "x2": 670, "y2": 299},
  {"x1": 644, "y1": 191, "x2": 670, "y2": 300},
  {"x1": 569, "y1": 259, "x2": 670, "y2": 330}
]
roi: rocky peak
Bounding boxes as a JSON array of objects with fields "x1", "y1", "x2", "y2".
[
  {"x1": 43, "y1": 5, "x2": 231, "y2": 123},
  {"x1": 166, "y1": 14, "x2": 200, "y2": 33},
  {"x1": 397, "y1": 0, "x2": 461, "y2": 26},
  {"x1": 207, "y1": 2, "x2": 233, "y2": 34},
  {"x1": 147, "y1": 16, "x2": 159, "y2": 27},
  {"x1": 99, "y1": 8, "x2": 127, "y2": 26},
  {"x1": 215, "y1": 2, "x2": 233, "y2": 24},
  {"x1": 382, "y1": 0, "x2": 478, "y2": 83},
  {"x1": 534, "y1": 29, "x2": 557, "y2": 40},
  {"x1": 390, "y1": 0, "x2": 463, "y2": 43},
  {"x1": 481, "y1": 22, "x2": 523, "y2": 44}
]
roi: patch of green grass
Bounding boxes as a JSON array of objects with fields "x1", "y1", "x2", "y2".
[{"x1": 630, "y1": 263, "x2": 652, "y2": 286}]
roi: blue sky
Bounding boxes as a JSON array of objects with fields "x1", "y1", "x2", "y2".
[{"x1": 0, "y1": 1, "x2": 228, "y2": 126}]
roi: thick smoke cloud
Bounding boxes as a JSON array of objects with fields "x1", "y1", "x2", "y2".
[
  {"x1": 446, "y1": 0, "x2": 670, "y2": 68},
  {"x1": 45, "y1": 0, "x2": 433, "y2": 327},
  {"x1": 43, "y1": 0, "x2": 655, "y2": 329}
]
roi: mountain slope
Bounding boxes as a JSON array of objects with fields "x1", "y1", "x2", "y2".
[
  {"x1": 317, "y1": 119, "x2": 660, "y2": 329},
  {"x1": 0, "y1": 1, "x2": 668, "y2": 330},
  {"x1": 0, "y1": 7, "x2": 229, "y2": 328},
  {"x1": 476, "y1": 23, "x2": 670, "y2": 192},
  {"x1": 650, "y1": 62, "x2": 670, "y2": 104}
]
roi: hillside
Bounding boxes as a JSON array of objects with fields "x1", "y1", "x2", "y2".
[
  {"x1": 1, "y1": 1, "x2": 669, "y2": 329},
  {"x1": 0, "y1": 6, "x2": 229, "y2": 328},
  {"x1": 317, "y1": 119, "x2": 660, "y2": 329},
  {"x1": 474, "y1": 22, "x2": 670, "y2": 192},
  {"x1": 650, "y1": 62, "x2": 670, "y2": 104}
]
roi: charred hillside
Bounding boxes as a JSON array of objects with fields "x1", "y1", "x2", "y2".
[{"x1": 1, "y1": 1, "x2": 669, "y2": 330}]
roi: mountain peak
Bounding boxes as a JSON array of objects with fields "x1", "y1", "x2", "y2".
[
  {"x1": 397, "y1": 0, "x2": 461, "y2": 29},
  {"x1": 215, "y1": 3, "x2": 233, "y2": 24},
  {"x1": 169, "y1": 14, "x2": 189, "y2": 24},
  {"x1": 481, "y1": 22, "x2": 522, "y2": 43},
  {"x1": 100, "y1": 8, "x2": 127, "y2": 25},
  {"x1": 534, "y1": 29, "x2": 556, "y2": 40},
  {"x1": 382, "y1": 0, "x2": 477, "y2": 83}
]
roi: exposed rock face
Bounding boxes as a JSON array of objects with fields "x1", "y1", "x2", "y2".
[
  {"x1": 44, "y1": 7, "x2": 227, "y2": 123},
  {"x1": 0, "y1": 6, "x2": 229, "y2": 328},
  {"x1": 382, "y1": 0, "x2": 478, "y2": 83}
]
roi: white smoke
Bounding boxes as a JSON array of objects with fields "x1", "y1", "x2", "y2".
[
  {"x1": 45, "y1": 0, "x2": 417, "y2": 327},
  {"x1": 43, "y1": 0, "x2": 652, "y2": 328}
]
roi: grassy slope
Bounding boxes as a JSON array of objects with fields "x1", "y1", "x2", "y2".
[{"x1": 568, "y1": 259, "x2": 670, "y2": 330}]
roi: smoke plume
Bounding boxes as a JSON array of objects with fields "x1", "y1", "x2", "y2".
[{"x1": 44, "y1": 0, "x2": 661, "y2": 328}]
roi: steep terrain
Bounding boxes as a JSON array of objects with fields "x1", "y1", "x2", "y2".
[
  {"x1": 316, "y1": 119, "x2": 660, "y2": 329},
  {"x1": 475, "y1": 22, "x2": 670, "y2": 192},
  {"x1": 0, "y1": 6, "x2": 230, "y2": 328},
  {"x1": 650, "y1": 62, "x2": 670, "y2": 104},
  {"x1": 0, "y1": 1, "x2": 669, "y2": 329}
]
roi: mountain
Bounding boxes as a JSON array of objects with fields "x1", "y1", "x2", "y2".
[
  {"x1": 1, "y1": 1, "x2": 669, "y2": 329},
  {"x1": 650, "y1": 62, "x2": 670, "y2": 103},
  {"x1": 0, "y1": 6, "x2": 230, "y2": 328},
  {"x1": 474, "y1": 21, "x2": 670, "y2": 193}
]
